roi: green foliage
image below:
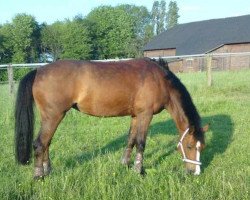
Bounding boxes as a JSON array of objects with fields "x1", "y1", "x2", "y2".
[
  {"x1": 151, "y1": 1, "x2": 160, "y2": 34},
  {"x1": 41, "y1": 19, "x2": 93, "y2": 61},
  {"x1": 14, "y1": 68, "x2": 32, "y2": 81},
  {"x1": 11, "y1": 14, "x2": 40, "y2": 63},
  {"x1": 86, "y1": 6, "x2": 135, "y2": 59},
  {"x1": 0, "y1": 2, "x2": 180, "y2": 62},
  {"x1": 158, "y1": 0, "x2": 166, "y2": 34},
  {"x1": 0, "y1": 23, "x2": 14, "y2": 64},
  {"x1": 60, "y1": 19, "x2": 93, "y2": 60},
  {"x1": 0, "y1": 69, "x2": 7, "y2": 81},
  {"x1": 118, "y1": 5, "x2": 153, "y2": 57},
  {"x1": 0, "y1": 14, "x2": 40, "y2": 64},
  {"x1": 143, "y1": 24, "x2": 154, "y2": 46},
  {"x1": 0, "y1": 70, "x2": 249, "y2": 199},
  {"x1": 0, "y1": 67, "x2": 32, "y2": 82},
  {"x1": 0, "y1": 31, "x2": 4, "y2": 59},
  {"x1": 151, "y1": 0, "x2": 180, "y2": 34},
  {"x1": 166, "y1": 1, "x2": 180, "y2": 29},
  {"x1": 41, "y1": 21, "x2": 64, "y2": 61},
  {"x1": 151, "y1": 0, "x2": 168, "y2": 35}
]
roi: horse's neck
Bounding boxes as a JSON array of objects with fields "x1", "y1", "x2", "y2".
[{"x1": 167, "y1": 91, "x2": 189, "y2": 133}]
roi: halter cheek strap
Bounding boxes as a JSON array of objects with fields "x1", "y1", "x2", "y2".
[{"x1": 177, "y1": 128, "x2": 202, "y2": 166}]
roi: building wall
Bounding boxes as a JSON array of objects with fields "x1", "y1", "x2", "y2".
[
  {"x1": 168, "y1": 58, "x2": 205, "y2": 73},
  {"x1": 211, "y1": 43, "x2": 250, "y2": 70},
  {"x1": 212, "y1": 43, "x2": 250, "y2": 53},
  {"x1": 144, "y1": 49, "x2": 176, "y2": 57},
  {"x1": 146, "y1": 43, "x2": 250, "y2": 72}
]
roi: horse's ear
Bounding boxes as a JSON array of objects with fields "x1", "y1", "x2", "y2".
[{"x1": 201, "y1": 124, "x2": 209, "y2": 133}]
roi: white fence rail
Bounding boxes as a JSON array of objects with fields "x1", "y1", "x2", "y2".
[
  {"x1": 0, "y1": 63, "x2": 48, "y2": 68},
  {"x1": 1, "y1": 52, "x2": 250, "y2": 94},
  {"x1": 150, "y1": 52, "x2": 250, "y2": 73}
]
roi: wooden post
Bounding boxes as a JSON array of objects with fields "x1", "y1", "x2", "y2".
[
  {"x1": 206, "y1": 55, "x2": 212, "y2": 87},
  {"x1": 248, "y1": 55, "x2": 250, "y2": 69},
  {"x1": 7, "y1": 64, "x2": 14, "y2": 95}
]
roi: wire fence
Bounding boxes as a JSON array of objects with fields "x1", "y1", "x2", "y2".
[
  {"x1": 151, "y1": 52, "x2": 250, "y2": 73},
  {"x1": 1, "y1": 52, "x2": 250, "y2": 95}
]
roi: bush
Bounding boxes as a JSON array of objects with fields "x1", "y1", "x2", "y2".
[
  {"x1": 0, "y1": 69, "x2": 8, "y2": 81},
  {"x1": 0, "y1": 67, "x2": 32, "y2": 82},
  {"x1": 14, "y1": 68, "x2": 32, "y2": 81}
]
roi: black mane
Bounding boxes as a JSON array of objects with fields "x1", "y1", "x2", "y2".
[
  {"x1": 150, "y1": 58, "x2": 169, "y2": 73},
  {"x1": 165, "y1": 70, "x2": 202, "y2": 139}
]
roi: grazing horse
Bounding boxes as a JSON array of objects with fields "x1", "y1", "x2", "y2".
[{"x1": 15, "y1": 58, "x2": 208, "y2": 179}]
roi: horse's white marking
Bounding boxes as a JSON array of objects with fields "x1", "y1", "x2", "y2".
[
  {"x1": 34, "y1": 167, "x2": 44, "y2": 177},
  {"x1": 135, "y1": 153, "x2": 142, "y2": 165},
  {"x1": 194, "y1": 141, "x2": 201, "y2": 175}
]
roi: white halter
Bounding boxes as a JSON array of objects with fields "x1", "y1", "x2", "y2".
[{"x1": 177, "y1": 128, "x2": 202, "y2": 165}]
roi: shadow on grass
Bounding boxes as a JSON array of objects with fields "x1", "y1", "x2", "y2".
[
  {"x1": 201, "y1": 114, "x2": 233, "y2": 169},
  {"x1": 64, "y1": 117, "x2": 176, "y2": 169},
  {"x1": 146, "y1": 114, "x2": 233, "y2": 171},
  {"x1": 64, "y1": 114, "x2": 233, "y2": 172}
]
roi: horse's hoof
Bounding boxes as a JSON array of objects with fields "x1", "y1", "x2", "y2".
[
  {"x1": 34, "y1": 167, "x2": 44, "y2": 179},
  {"x1": 121, "y1": 158, "x2": 129, "y2": 166},
  {"x1": 133, "y1": 165, "x2": 146, "y2": 176},
  {"x1": 140, "y1": 168, "x2": 146, "y2": 176},
  {"x1": 43, "y1": 162, "x2": 51, "y2": 176},
  {"x1": 33, "y1": 175, "x2": 44, "y2": 181}
]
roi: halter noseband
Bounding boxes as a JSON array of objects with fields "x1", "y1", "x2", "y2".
[{"x1": 177, "y1": 128, "x2": 202, "y2": 165}]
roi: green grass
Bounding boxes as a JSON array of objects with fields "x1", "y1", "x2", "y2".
[{"x1": 0, "y1": 70, "x2": 250, "y2": 200}]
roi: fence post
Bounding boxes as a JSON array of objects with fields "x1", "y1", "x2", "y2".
[
  {"x1": 7, "y1": 64, "x2": 14, "y2": 95},
  {"x1": 206, "y1": 55, "x2": 212, "y2": 87}
]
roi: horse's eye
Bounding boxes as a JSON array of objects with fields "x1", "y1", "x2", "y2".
[{"x1": 187, "y1": 144, "x2": 192, "y2": 149}]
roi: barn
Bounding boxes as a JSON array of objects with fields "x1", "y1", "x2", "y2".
[{"x1": 144, "y1": 15, "x2": 250, "y2": 72}]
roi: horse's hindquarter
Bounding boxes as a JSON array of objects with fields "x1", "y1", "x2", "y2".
[{"x1": 33, "y1": 61, "x2": 83, "y2": 116}]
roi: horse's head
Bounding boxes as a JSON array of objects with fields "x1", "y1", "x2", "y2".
[{"x1": 177, "y1": 124, "x2": 209, "y2": 175}]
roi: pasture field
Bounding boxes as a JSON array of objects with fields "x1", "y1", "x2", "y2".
[{"x1": 0, "y1": 70, "x2": 249, "y2": 200}]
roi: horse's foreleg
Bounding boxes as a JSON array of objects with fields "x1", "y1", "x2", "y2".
[
  {"x1": 121, "y1": 117, "x2": 137, "y2": 166},
  {"x1": 33, "y1": 113, "x2": 65, "y2": 179},
  {"x1": 134, "y1": 113, "x2": 152, "y2": 174}
]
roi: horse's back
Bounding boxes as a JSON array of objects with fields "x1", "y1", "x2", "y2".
[{"x1": 33, "y1": 59, "x2": 167, "y2": 117}]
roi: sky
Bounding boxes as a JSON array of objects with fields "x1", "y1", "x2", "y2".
[{"x1": 0, "y1": 0, "x2": 250, "y2": 25}]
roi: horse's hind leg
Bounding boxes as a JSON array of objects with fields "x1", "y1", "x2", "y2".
[
  {"x1": 33, "y1": 112, "x2": 65, "y2": 179},
  {"x1": 121, "y1": 117, "x2": 137, "y2": 166},
  {"x1": 43, "y1": 141, "x2": 52, "y2": 176},
  {"x1": 134, "y1": 113, "x2": 152, "y2": 174}
]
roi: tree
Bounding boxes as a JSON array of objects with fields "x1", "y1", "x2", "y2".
[
  {"x1": 0, "y1": 23, "x2": 13, "y2": 64},
  {"x1": 0, "y1": 31, "x2": 4, "y2": 60},
  {"x1": 41, "y1": 18, "x2": 93, "y2": 61},
  {"x1": 0, "y1": 28, "x2": 8, "y2": 81},
  {"x1": 41, "y1": 22, "x2": 64, "y2": 61},
  {"x1": 166, "y1": 1, "x2": 180, "y2": 29},
  {"x1": 11, "y1": 14, "x2": 40, "y2": 63},
  {"x1": 60, "y1": 18, "x2": 93, "y2": 60},
  {"x1": 151, "y1": 0, "x2": 169, "y2": 35},
  {"x1": 151, "y1": 0, "x2": 180, "y2": 34},
  {"x1": 86, "y1": 6, "x2": 135, "y2": 59},
  {"x1": 158, "y1": 0, "x2": 166, "y2": 34},
  {"x1": 151, "y1": 1, "x2": 160, "y2": 35},
  {"x1": 118, "y1": 4, "x2": 152, "y2": 57},
  {"x1": 143, "y1": 24, "x2": 154, "y2": 45}
]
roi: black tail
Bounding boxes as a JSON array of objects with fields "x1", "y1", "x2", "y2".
[{"x1": 15, "y1": 70, "x2": 37, "y2": 165}]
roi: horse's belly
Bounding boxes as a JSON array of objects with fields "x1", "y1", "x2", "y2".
[
  {"x1": 76, "y1": 91, "x2": 132, "y2": 117},
  {"x1": 78, "y1": 101, "x2": 131, "y2": 117}
]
